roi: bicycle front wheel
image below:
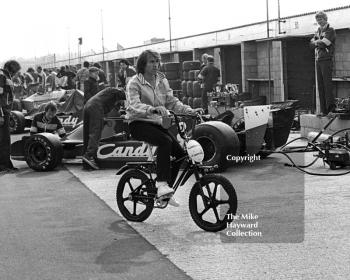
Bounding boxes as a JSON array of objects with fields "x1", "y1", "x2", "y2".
[{"x1": 189, "y1": 174, "x2": 237, "y2": 232}]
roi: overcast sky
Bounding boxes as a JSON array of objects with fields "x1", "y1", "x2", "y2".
[{"x1": 1, "y1": 0, "x2": 349, "y2": 63}]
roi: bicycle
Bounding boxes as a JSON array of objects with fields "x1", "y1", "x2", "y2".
[{"x1": 116, "y1": 111, "x2": 238, "y2": 232}]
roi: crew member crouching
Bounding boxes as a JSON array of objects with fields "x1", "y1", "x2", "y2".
[{"x1": 30, "y1": 101, "x2": 66, "y2": 138}]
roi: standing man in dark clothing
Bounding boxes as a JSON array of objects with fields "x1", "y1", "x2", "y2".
[
  {"x1": 82, "y1": 87, "x2": 125, "y2": 169},
  {"x1": 83, "y1": 67, "x2": 99, "y2": 104},
  {"x1": 117, "y1": 59, "x2": 136, "y2": 89},
  {"x1": 93, "y1": 62, "x2": 107, "y2": 90},
  {"x1": 0, "y1": 60, "x2": 21, "y2": 173},
  {"x1": 310, "y1": 11, "x2": 336, "y2": 116},
  {"x1": 198, "y1": 55, "x2": 220, "y2": 113}
]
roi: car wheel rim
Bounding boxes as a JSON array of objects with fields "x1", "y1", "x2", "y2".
[
  {"x1": 28, "y1": 142, "x2": 48, "y2": 164},
  {"x1": 196, "y1": 136, "x2": 216, "y2": 162}
]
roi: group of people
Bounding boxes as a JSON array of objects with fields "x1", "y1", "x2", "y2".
[
  {"x1": 12, "y1": 62, "x2": 108, "y2": 99},
  {"x1": 1, "y1": 11, "x2": 337, "y2": 206}
]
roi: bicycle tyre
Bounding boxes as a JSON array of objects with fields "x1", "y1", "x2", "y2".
[{"x1": 189, "y1": 174, "x2": 237, "y2": 232}]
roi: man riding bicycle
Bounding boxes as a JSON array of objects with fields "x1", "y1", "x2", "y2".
[{"x1": 125, "y1": 50, "x2": 203, "y2": 207}]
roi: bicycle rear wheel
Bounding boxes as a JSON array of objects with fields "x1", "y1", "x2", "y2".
[
  {"x1": 189, "y1": 174, "x2": 237, "y2": 232},
  {"x1": 116, "y1": 169, "x2": 155, "y2": 222}
]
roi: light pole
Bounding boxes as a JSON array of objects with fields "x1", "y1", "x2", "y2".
[
  {"x1": 168, "y1": 0, "x2": 172, "y2": 53},
  {"x1": 266, "y1": 0, "x2": 271, "y2": 103},
  {"x1": 101, "y1": 9, "x2": 105, "y2": 62}
]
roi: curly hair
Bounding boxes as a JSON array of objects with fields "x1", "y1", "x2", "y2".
[{"x1": 3, "y1": 60, "x2": 21, "y2": 75}]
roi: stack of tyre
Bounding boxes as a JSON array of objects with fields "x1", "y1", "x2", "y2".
[
  {"x1": 161, "y1": 62, "x2": 183, "y2": 100},
  {"x1": 181, "y1": 61, "x2": 202, "y2": 108}
]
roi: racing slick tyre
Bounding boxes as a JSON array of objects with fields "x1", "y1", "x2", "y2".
[
  {"x1": 189, "y1": 174, "x2": 237, "y2": 232},
  {"x1": 163, "y1": 62, "x2": 181, "y2": 72},
  {"x1": 193, "y1": 97, "x2": 202, "y2": 109},
  {"x1": 24, "y1": 133, "x2": 63, "y2": 171},
  {"x1": 187, "y1": 81, "x2": 193, "y2": 97},
  {"x1": 181, "y1": 80, "x2": 187, "y2": 95},
  {"x1": 193, "y1": 81, "x2": 201, "y2": 98},
  {"x1": 188, "y1": 97, "x2": 194, "y2": 107},
  {"x1": 193, "y1": 121, "x2": 240, "y2": 171},
  {"x1": 183, "y1": 61, "x2": 201, "y2": 71},
  {"x1": 182, "y1": 97, "x2": 188, "y2": 105},
  {"x1": 168, "y1": 79, "x2": 182, "y2": 90},
  {"x1": 194, "y1": 70, "x2": 200, "y2": 77},
  {"x1": 116, "y1": 169, "x2": 155, "y2": 222},
  {"x1": 9, "y1": 110, "x2": 26, "y2": 134},
  {"x1": 189, "y1": 70, "x2": 196, "y2": 81},
  {"x1": 12, "y1": 99, "x2": 22, "y2": 111},
  {"x1": 183, "y1": 70, "x2": 189, "y2": 81},
  {"x1": 164, "y1": 70, "x2": 180, "y2": 80}
]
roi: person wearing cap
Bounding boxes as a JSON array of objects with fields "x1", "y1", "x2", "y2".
[
  {"x1": 117, "y1": 59, "x2": 136, "y2": 89},
  {"x1": 93, "y1": 62, "x2": 107, "y2": 90},
  {"x1": 310, "y1": 11, "x2": 336, "y2": 116},
  {"x1": 198, "y1": 55, "x2": 220, "y2": 114},
  {"x1": 82, "y1": 87, "x2": 126, "y2": 170},
  {"x1": 0, "y1": 60, "x2": 21, "y2": 173},
  {"x1": 83, "y1": 67, "x2": 99, "y2": 104}
]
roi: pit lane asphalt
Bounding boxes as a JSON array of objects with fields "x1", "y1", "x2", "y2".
[
  {"x1": 5, "y1": 133, "x2": 350, "y2": 280},
  {"x1": 1, "y1": 134, "x2": 191, "y2": 280}
]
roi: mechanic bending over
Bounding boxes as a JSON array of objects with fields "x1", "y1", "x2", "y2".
[
  {"x1": 126, "y1": 49, "x2": 203, "y2": 207},
  {"x1": 30, "y1": 101, "x2": 66, "y2": 138},
  {"x1": 82, "y1": 87, "x2": 126, "y2": 170}
]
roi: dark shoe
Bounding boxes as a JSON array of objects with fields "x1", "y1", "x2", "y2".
[{"x1": 82, "y1": 156, "x2": 99, "y2": 170}]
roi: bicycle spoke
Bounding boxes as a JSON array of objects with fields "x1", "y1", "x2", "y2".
[
  {"x1": 123, "y1": 196, "x2": 129, "y2": 202},
  {"x1": 212, "y1": 183, "x2": 218, "y2": 199},
  {"x1": 212, "y1": 205, "x2": 221, "y2": 223},
  {"x1": 216, "y1": 200, "x2": 230, "y2": 205},
  {"x1": 199, "y1": 205, "x2": 211, "y2": 217},
  {"x1": 127, "y1": 179, "x2": 135, "y2": 192},
  {"x1": 133, "y1": 201, "x2": 137, "y2": 215}
]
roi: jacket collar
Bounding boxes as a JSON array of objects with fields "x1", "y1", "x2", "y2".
[{"x1": 137, "y1": 71, "x2": 165, "y2": 86}]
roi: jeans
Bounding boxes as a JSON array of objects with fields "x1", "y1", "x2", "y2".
[
  {"x1": 129, "y1": 121, "x2": 186, "y2": 184},
  {"x1": 316, "y1": 59, "x2": 334, "y2": 114},
  {"x1": 0, "y1": 114, "x2": 14, "y2": 170},
  {"x1": 83, "y1": 106, "x2": 104, "y2": 158}
]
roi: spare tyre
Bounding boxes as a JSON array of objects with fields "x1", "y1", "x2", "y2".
[
  {"x1": 164, "y1": 70, "x2": 180, "y2": 80},
  {"x1": 193, "y1": 121, "x2": 240, "y2": 171},
  {"x1": 193, "y1": 97, "x2": 202, "y2": 109},
  {"x1": 168, "y1": 79, "x2": 182, "y2": 90},
  {"x1": 24, "y1": 133, "x2": 63, "y2": 171},
  {"x1": 189, "y1": 70, "x2": 196, "y2": 81},
  {"x1": 9, "y1": 111, "x2": 26, "y2": 134},
  {"x1": 183, "y1": 71, "x2": 189, "y2": 81},
  {"x1": 187, "y1": 81, "x2": 193, "y2": 97},
  {"x1": 193, "y1": 81, "x2": 201, "y2": 98},
  {"x1": 163, "y1": 62, "x2": 181, "y2": 72},
  {"x1": 183, "y1": 61, "x2": 201, "y2": 71},
  {"x1": 181, "y1": 80, "x2": 187, "y2": 95},
  {"x1": 188, "y1": 97, "x2": 193, "y2": 107}
]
